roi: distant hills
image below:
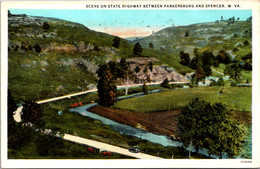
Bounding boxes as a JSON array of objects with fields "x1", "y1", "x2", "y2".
[
  {"x1": 138, "y1": 20, "x2": 252, "y2": 58},
  {"x1": 8, "y1": 13, "x2": 252, "y2": 101}
]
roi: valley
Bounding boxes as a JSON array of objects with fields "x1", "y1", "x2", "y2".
[{"x1": 7, "y1": 11, "x2": 252, "y2": 160}]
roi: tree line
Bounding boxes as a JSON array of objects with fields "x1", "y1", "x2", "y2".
[{"x1": 179, "y1": 42, "x2": 252, "y2": 83}]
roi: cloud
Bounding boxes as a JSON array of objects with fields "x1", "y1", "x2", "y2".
[{"x1": 92, "y1": 27, "x2": 163, "y2": 38}]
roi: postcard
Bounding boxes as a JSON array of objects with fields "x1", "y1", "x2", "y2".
[{"x1": 1, "y1": 0, "x2": 260, "y2": 168}]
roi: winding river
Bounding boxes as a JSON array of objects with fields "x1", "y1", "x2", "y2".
[{"x1": 69, "y1": 90, "x2": 224, "y2": 159}]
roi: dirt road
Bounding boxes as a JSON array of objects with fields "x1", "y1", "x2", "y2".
[
  {"x1": 63, "y1": 134, "x2": 162, "y2": 159},
  {"x1": 36, "y1": 81, "x2": 189, "y2": 104}
]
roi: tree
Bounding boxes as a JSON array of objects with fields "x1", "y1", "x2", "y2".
[
  {"x1": 179, "y1": 51, "x2": 190, "y2": 66},
  {"x1": 97, "y1": 64, "x2": 117, "y2": 107},
  {"x1": 8, "y1": 90, "x2": 17, "y2": 127},
  {"x1": 243, "y1": 40, "x2": 250, "y2": 46},
  {"x1": 142, "y1": 82, "x2": 148, "y2": 94},
  {"x1": 148, "y1": 62, "x2": 153, "y2": 72},
  {"x1": 8, "y1": 10, "x2": 12, "y2": 17},
  {"x1": 190, "y1": 55, "x2": 200, "y2": 69},
  {"x1": 133, "y1": 42, "x2": 143, "y2": 55},
  {"x1": 201, "y1": 50, "x2": 215, "y2": 76},
  {"x1": 134, "y1": 65, "x2": 140, "y2": 73},
  {"x1": 94, "y1": 45, "x2": 101, "y2": 51},
  {"x1": 242, "y1": 53, "x2": 252, "y2": 70},
  {"x1": 112, "y1": 36, "x2": 121, "y2": 48},
  {"x1": 195, "y1": 66, "x2": 206, "y2": 80},
  {"x1": 161, "y1": 78, "x2": 171, "y2": 88},
  {"x1": 185, "y1": 31, "x2": 189, "y2": 37},
  {"x1": 216, "y1": 50, "x2": 232, "y2": 64},
  {"x1": 108, "y1": 61, "x2": 120, "y2": 77},
  {"x1": 8, "y1": 90, "x2": 18, "y2": 144},
  {"x1": 36, "y1": 134, "x2": 64, "y2": 156},
  {"x1": 193, "y1": 48, "x2": 198, "y2": 55},
  {"x1": 33, "y1": 44, "x2": 41, "y2": 53},
  {"x1": 21, "y1": 100, "x2": 45, "y2": 128},
  {"x1": 247, "y1": 16, "x2": 252, "y2": 22},
  {"x1": 179, "y1": 98, "x2": 245, "y2": 159},
  {"x1": 204, "y1": 103, "x2": 245, "y2": 158},
  {"x1": 143, "y1": 66, "x2": 148, "y2": 74},
  {"x1": 224, "y1": 61, "x2": 242, "y2": 82},
  {"x1": 221, "y1": 16, "x2": 223, "y2": 21},
  {"x1": 218, "y1": 77, "x2": 225, "y2": 86},
  {"x1": 149, "y1": 43, "x2": 154, "y2": 49},
  {"x1": 118, "y1": 58, "x2": 135, "y2": 95},
  {"x1": 43, "y1": 21, "x2": 50, "y2": 30}
]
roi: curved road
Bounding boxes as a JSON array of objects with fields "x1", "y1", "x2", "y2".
[
  {"x1": 211, "y1": 68, "x2": 224, "y2": 76},
  {"x1": 12, "y1": 106, "x2": 162, "y2": 159},
  {"x1": 36, "y1": 81, "x2": 189, "y2": 104},
  {"x1": 63, "y1": 134, "x2": 162, "y2": 159}
]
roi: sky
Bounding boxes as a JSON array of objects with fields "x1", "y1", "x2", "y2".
[{"x1": 10, "y1": 9, "x2": 252, "y2": 38}]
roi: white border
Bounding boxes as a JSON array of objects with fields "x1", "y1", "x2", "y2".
[{"x1": 1, "y1": 1, "x2": 260, "y2": 168}]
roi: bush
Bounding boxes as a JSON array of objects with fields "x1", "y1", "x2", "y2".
[
  {"x1": 185, "y1": 31, "x2": 189, "y2": 37},
  {"x1": 233, "y1": 47, "x2": 239, "y2": 52},
  {"x1": 233, "y1": 34, "x2": 239, "y2": 38},
  {"x1": 219, "y1": 87, "x2": 227, "y2": 94},
  {"x1": 161, "y1": 78, "x2": 171, "y2": 88},
  {"x1": 188, "y1": 83, "x2": 195, "y2": 88},
  {"x1": 94, "y1": 45, "x2": 100, "y2": 52},
  {"x1": 231, "y1": 81, "x2": 237, "y2": 86},
  {"x1": 133, "y1": 43, "x2": 143, "y2": 55},
  {"x1": 33, "y1": 44, "x2": 41, "y2": 53},
  {"x1": 142, "y1": 82, "x2": 148, "y2": 94},
  {"x1": 243, "y1": 40, "x2": 250, "y2": 46},
  {"x1": 112, "y1": 36, "x2": 120, "y2": 48},
  {"x1": 43, "y1": 21, "x2": 50, "y2": 30}
]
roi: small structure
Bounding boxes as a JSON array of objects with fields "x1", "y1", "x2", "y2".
[
  {"x1": 58, "y1": 110, "x2": 62, "y2": 115},
  {"x1": 198, "y1": 80, "x2": 211, "y2": 86},
  {"x1": 183, "y1": 85, "x2": 189, "y2": 89}
]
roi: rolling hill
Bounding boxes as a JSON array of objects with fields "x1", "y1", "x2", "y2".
[{"x1": 8, "y1": 13, "x2": 252, "y2": 102}]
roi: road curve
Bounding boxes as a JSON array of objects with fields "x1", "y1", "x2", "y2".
[
  {"x1": 36, "y1": 81, "x2": 190, "y2": 104},
  {"x1": 63, "y1": 134, "x2": 162, "y2": 159},
  {"x1": 211, "y1": 69, "x2": 224, "y2": 76}
]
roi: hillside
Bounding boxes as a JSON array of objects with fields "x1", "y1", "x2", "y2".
[
  {"x1": 137, "y1": 20, "x2": 252, "y2": 74},
  {"x1": 8, "y1": 14, "x2": 188, "y2": 101},
  {"x1": 138, "y1": 20, "x2": 251, "y2": 56},
  {"x1": 8, "y1": 14, "x2": 252, "y2": 102}
]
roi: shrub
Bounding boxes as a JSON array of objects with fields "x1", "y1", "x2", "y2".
[
  {"x1": 233, "y1": 47, "x2": 239, "y2": 52},
  {"x1": 142, "y1": 82, "x2": 148, "y2": 94},
  {"x1": 112, "y1": 36, "x2": 120, "y2": 48},
  {"x1": 94, "y1": 45, "x2": 100, "y2": 52},
  {"x1": 233, "y1": 34, "x2": 239, "y2": 38},
  {"x1": 133, "y1": 43, "x2": 143, "y2": 55},
  {"x1": 33, "y1": 44, "x2": 41, "y2": 53},
  {"x1": 231, "y1": 81, "x2": 236, "y2": 86},
  {"x1": 219, "y1": 87, "x2": 227, "y2": 94},
  {"x1": 185, "y1": 31, "x2": 189, "y2": 37},
  {"x1": 149, "y1": 43, "x2": 154, "y2": 49},
  {"x1": 43, "y1": 21, "x2": 50, "y2": 30},
  {"x1": 243, "y1": 40, "x2": 250, "y2": 46},
  {"x1": 161, "y1": 78, "x2": 171, "y2": 88}
]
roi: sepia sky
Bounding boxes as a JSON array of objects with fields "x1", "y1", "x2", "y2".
[{"x1": 10, "y1": 9, "x2": 252, "y2": 38}]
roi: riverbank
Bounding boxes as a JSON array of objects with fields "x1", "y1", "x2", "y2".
[
  {"x1": 88, "y1": 104, "x2": 251, "y2": 140},
  {"x1": 88, "y1": 105, "x2": 181, "y2": 139},
  {"x1": 88, "y1": 104, "x2": 252, "y2": 159}
]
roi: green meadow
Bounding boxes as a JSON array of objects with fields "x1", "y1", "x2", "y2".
[{"x1": 114, "y1": 86, "x2": 252, "y2": 112}]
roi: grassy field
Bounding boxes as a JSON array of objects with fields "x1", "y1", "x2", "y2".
[
  {"x1": 40, "y1": 105, "x2": 210, "y2": 159},
  {"x1": 212, "y1": 63, "x2": 252, "y2": 82},
  {"x1": 114, "y1": 86, "x2": 252, "y2": 112},
  {"x1": 8, "y1": 131, "x2": 130, "y2": 159}
]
